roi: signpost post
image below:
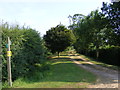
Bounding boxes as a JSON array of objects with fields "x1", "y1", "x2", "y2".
[{"x1": 7, "y1": 37, "x2": 12, "y2": 87}]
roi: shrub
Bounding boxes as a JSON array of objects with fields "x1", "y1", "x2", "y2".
[
  {"x1": 87, "y1": 47, "x2": 120, "y2": 66},
  {"x1": 1, "y1": 23, "x2": 47, "y2": 81},
  {"x1": 98, "y1": 47, "x2": 120, "y2": 66}
]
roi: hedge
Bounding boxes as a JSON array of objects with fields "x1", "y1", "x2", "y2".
[
  {"x1": 1, "y1": 23, "x2": 48, "y2": 81},
  {"x1": 87, "y1": 47, "x2": 120, "y2": 66}
]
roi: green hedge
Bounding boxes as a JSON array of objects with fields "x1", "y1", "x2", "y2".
[
  {"x1": 87, "y1": 47, "x2": 120, "y2": 66},
  {"x1": 98, "y1": 47, "x2": 120, "y2": 66},
  {"x1": 1, "y1": 23, "x2": 48, "y2": 81}
]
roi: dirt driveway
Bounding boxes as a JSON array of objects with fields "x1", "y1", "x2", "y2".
[{"x1": 70, "y1": 55, "x2": 119, "y2": 88}]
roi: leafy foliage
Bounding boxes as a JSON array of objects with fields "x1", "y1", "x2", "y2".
[
  {"x1": 69, "y1": 8, "x2": 120, "y2": 66},
  {"x1": 1, "y1": 22, "x2": 48, "y2": 81},
  {"x1": 101, "y1": 1, "x2": 120, "y2": 33},
  {"x1": 88, "y1": 46, "x2": 120, "y2": 66},
  {"x1": 43, "y1": 24, "x2": 76, "y2": 55},
  {"x1": 72, "y1": 10, "x2": 111, "y2": 56},
  {"x1": 101, "y1": 1, "x2": 120, "y2": 46}
]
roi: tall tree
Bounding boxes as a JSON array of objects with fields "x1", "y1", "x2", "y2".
[
  {"x1": 72, "y1": 10, "x2": 110, "y2": 58},
  {"x1": 43, "y1": 24, "x2": 76, "y2": 57},
  {"x1": 101, "y1": 1, "x2": 120, "y2": 46}
]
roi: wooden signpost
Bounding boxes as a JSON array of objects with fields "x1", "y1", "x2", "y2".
[{"x1": 7, "y1": 37, "x2": 12, "y2": 87}]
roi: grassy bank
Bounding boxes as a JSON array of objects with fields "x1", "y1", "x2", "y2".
[{"x1": 3, "y1": 55, "x2": 97, "y2": 88}]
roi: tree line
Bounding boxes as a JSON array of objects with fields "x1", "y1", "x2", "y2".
[
  {"x1": 67, "y1": 1, "x2": 120, "y2": 65},
  {"x1": 1, "y1": 1, "x2": 119, "y2": 84},
  {"x1": 43, "y1": 1, "x2": 120, "y2": 66}
]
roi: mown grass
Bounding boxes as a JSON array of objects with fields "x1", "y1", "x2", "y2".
[{"x1": 3, "y1": 55, "x2": 97, "y2": 88}]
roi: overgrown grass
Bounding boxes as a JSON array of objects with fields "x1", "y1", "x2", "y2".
[{"x1": 3, "y1": 56, "x2": 97, "y2": 88}]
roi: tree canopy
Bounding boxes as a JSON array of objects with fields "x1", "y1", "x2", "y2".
[
  {"x1": 101, "y1": 1, "x2": 120, "y2": 46},
  {"x1": 43, "y1": 24, "x2": 76, "y2": 56},
  {"x1": 69, "y1": 10, "x2": 111, "y2": 57},
  {"x1": 67, "y1": 2, "x2": 120, "y2": 65}
]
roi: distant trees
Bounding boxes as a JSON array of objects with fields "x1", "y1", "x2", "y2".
[
  {"x1": 68, "y1": 1, "x2": 120, "y2": 66},
  {"x1": 70, "y1": 10, "x2": 110, "y2": 58},
  {"x1": 43, "y1": 24, "x2": 76, "y2": 57}
]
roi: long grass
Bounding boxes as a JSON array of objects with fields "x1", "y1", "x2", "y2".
[{"x1": 3, "y1": 55, "x2": 97, "y2": 88}]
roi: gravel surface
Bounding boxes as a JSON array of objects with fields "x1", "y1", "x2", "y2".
[{"x1": 70, "y1": 55, "x2": 119, "y2": 88}]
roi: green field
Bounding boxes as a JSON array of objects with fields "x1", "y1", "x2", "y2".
[{"x1": 3, "y1": 56, "x2": 97, "y2": 88}]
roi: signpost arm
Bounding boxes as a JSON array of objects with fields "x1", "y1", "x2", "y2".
[{"x1": 7, "y1": 37, "x2": 12, "y2": 87}]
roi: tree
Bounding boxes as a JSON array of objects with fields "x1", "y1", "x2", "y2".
[
  {"x1": 68, "y1": 14, "x2": 85, "y2": 30},
  {"x1": 72, "y1": 10, "x2": 111, "y2": 58},
  {"x1": 43, "y1": 24, "x2": 76, "y2": 57},
  {"x1": 101, "y1": 1, "x2": 120, "y2": 46}
]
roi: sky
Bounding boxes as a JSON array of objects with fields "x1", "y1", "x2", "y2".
[{"x1": 0, "y1": 0, "x2": 111, "y2": 36}]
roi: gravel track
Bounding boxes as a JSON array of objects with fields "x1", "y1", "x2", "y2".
[{"x1": 70, "y1": 55, "x2": 119, "y2": 88}]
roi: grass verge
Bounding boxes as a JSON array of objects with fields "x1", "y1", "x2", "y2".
[
  {"x1": 77, "y1": 54, "x2": 120, "y2": 70},
  {"x1": 3, "y1": 56, "x2": 97, "y2": 88}
]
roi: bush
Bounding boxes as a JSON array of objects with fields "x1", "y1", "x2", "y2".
[
  {"x1": 98, "y1": 47, "x2": 120, "y2": 66},
  {"x1": 1, "y1": 23, "x2": 47, "y2": 81},
  {"x1": 87, "y1": 47, "x2": 120, "y2": 66}
]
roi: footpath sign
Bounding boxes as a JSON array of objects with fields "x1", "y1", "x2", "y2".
[{"x1": 7, "y1": 51, "x2": 12, "y2": 57}]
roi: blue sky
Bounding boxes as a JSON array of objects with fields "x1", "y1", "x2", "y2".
[{"x1": 0, "y1": 0, "x2": 110, "y2": 36}]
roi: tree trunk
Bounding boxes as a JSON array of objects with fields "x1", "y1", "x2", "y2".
[
  {"x1": 58, "y1": 52, "x2": 60, "y2": 58},
  {"x1": 96, "y1": 50, "x2": 99, "y2": 58},
  {"x1": 96, "y1": 48, "x2": 99, "y2": 59}
]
